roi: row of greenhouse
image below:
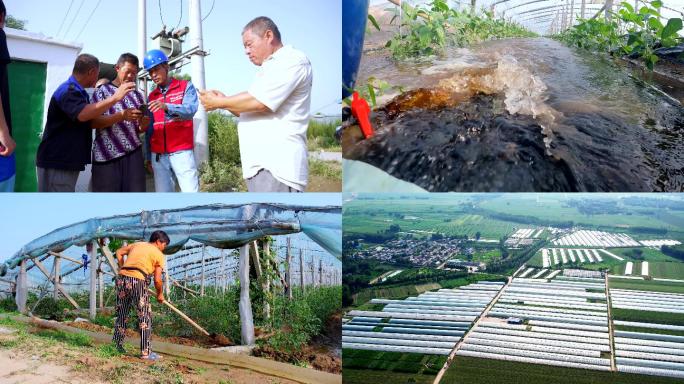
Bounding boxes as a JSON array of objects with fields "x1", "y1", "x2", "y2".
[
  {"x1": 456, "y1": 275, "x2": 613, "y2": 371},
  {"x1": 510, "y1": 228, "x2": 543, "y2": 239},
  {"x1": 516, "y1": 266, "x2": 561, "y2": 279},
  {"x1": 342, "y1": 282, "x2": 504, "y2": 355},
  {"x1": 611, "y1": 288, "x2": 684, "y2": 379},
  {"x1": 551, "y1": 230, "x2": 639, "y2": 248},
  {"x1": 541, "y1": 248, "x2": 625, "y2": 268}
]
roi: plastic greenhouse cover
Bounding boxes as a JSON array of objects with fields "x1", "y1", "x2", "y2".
[{"x1": 0, "y1": 203, "x2": 341, "y2": 275}]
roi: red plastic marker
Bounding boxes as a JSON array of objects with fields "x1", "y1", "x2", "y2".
[{"x1": 350, "y1": 91, "x2": 374, "y2": 138}]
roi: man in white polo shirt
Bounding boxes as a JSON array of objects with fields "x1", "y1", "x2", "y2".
[{"x1": 199, "y1": 16, "x2": 312, "y2": 192}]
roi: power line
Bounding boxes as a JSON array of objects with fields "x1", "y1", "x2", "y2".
[
  {"x1": 159, "y1": 0, "x2": 183, "y2": 30},
  {"x1": 61, "y1": 0, "x2": 86, "y2": 39},
  {"x1": 74, "y1": 0, "x2": 103, "y2": 41},
  {"x1": 202, "y1": 0, "x2": 216, "y2": 21},
  {"x1": 56, "y1": 0, "x2": 76, "y2": 37}
]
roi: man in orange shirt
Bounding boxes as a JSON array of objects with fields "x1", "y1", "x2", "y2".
[{"x1": 113, "y1": 230, "x2": 169, "y2": 360}]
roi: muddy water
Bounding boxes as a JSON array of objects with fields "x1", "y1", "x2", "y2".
[{"x1": 345, "y1": 38, "x2": 684, "y2": 192}]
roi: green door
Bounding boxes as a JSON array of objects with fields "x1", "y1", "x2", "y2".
[{"x1": 7, "y1": 60, "x2": 46, "y2": 192}]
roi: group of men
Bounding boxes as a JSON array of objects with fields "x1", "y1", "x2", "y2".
[{"x1": 0, "y1": 13, "x2": 313, "y2": 193}]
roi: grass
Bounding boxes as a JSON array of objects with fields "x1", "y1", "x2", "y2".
[
  {"x1": 199, "y1": 111, "x2": 341, "y2": 192},
  {"x1": 309, "y1": 158, "x2": 342, "y2": 180},
  {"x1": 307, "y1": 119, "x2": 341, "y2": 152},
  {"x1": 442, "y1": 356, "x2": 684, "y2": 384},
  {"x1": 342, "y1": 349, "x2": 445, "y2": 384},
  {"x1": 34, "y1": 329, "x2": 93, "y2": 347},
  {"x1": 646, "y1": 262, "x2": 684, "y2": 279},
  {"x1": 609, "y1": 248, "x2": 681, "y2": 263}
]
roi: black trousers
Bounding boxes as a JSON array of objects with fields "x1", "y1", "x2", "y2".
[{"x1": 92, "y1": 147, "x2": 146, "y2": 192}]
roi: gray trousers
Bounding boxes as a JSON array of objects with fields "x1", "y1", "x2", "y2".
[
  {"x1": 37, "y1": 167, "x2": 80, "y2": 192},
  {"x1": 246, "y1": 169, "x2": 302, "y2": 193}
]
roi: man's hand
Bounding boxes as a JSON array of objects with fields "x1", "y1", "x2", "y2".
[
  {"x1": 113, "y1": 82, "x2": 136, "y2": 102},
  {"x1": 156, "y1": 293, "x2": 165, "y2": 304},
  {"x1": 149, "y1": 100, "x2": 167, "y2": 113},
  {"x1": 0, "y1": 130, "x2": 16, "y2": 157},
  {"x1": 138, "y1": 115, "x2": 151, "y2": 132},
  {"x1": 145, "y1": 160, "x2": 154, "y2": 174},
  {"x1": 122, "y1": 108, "x2": 142, "y2": 122},
  {"x1": 198, "y1": 90, "x2": 226, "y2": 111}
]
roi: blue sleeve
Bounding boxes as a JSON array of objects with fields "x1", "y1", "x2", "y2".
[
  {"x1": 56, "y1": 86, "x2": 88, "y2": 122},
  {"x1": 166, "y1": 81, "x2": 198, "y2": 120}
]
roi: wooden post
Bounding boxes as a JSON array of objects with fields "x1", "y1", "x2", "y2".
[
  {"x1": 319, "y1": 259, "x2": 323, "y2": 287},
  {"x1": 570, "y1": 0, "x2": 575, "y2": 26},
  {"x1": 16, "y1": 259, "x2": 27, "y2": 314},
  {"x1": 311, "y1": 256, "x2": 316, "y2": 289},
  {"x1": 221, "y1": 250, "x2": 226, "y2": 295},
  {"x1": 89, "y1": 241, "x2": 97, "y2": 320},
  {"x1": 262, "y1": 240, "x2": 271, "y2": 320},
  {"x1": 299, "y1": 250, "x2": 305, "y2": 292},
  {"x1": 285, "y1": 238, "x2": 292, "y2": 300},
  {"x1": 183, "y1": 269, "x2": 188, "y2": 300},
  {"x1": 238, "y1": 244, "x2": 255, "y2": 345},
  {"x1": 200, "y1": 245, "x2": 206, "y2": 297},
  {"x1": 98, "y1": 260, "x2": 104, "y2": 310},
  {"x1": 53, "y1": 256, "x2": 60, "y2": 300},
  {"x1": 605, "y1": 0, "x2": 613, "y2": 20}
]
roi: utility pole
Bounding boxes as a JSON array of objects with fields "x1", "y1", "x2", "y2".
[
  {"x1": 138, "y1": 0, "x2": 147, "y2": 94},
  {"x1": 189, "y1": 0, "x2": 208, "y2": 165}
]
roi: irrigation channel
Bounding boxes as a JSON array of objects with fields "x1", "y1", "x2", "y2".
[{"x1": 343, "y1": 9, "x2": 684, "y2": 192}]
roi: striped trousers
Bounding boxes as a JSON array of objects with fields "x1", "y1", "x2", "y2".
[{"x1": 112, "y1": 275, "x2": 152, "y2": 355}]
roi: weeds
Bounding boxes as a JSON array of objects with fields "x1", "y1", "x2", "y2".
[
  {"x1": 34, "y1": 329, "x2": 93, "y2": 347},
  {"x1": 557, "y1": 0, "x2": 683, "y2": 69},
  {"x1": 309, "y1": 159, "x2": 342, "y2": 180},
  {"x1": 386, "y1": 0, "x2": 536, "y2": 59}
]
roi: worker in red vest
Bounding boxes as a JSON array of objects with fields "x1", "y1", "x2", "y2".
[{"x1": 143, "y1": 49, "x2": 199, "y2": 192}]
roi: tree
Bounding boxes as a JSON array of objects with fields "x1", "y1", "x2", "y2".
[
  {"x1": 6, "y1": 15, "x2": 27, "y2": 30},
  {"x1": 475, "y1": 231, "x2": 481, "y2": 240}
]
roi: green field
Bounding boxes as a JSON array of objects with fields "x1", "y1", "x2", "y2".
[
  {"x1": 610, "y1": 248, "x2": 682, "y2": 262},
  {"x1": 611, "y1": 308, "x2": 684, "y2": 326},
  {"x1": 647, "y1": 262, "x2": 684, "y2": 279},
  {"x1": 609, "y1": 278, "x2": 684, "y2": 294},
  {"x1": 343, "y1": 349, "x2": 445, "y2": 384},
  {"x1": 343, "y1": 198, "x2": 517, "y2": 239},
  {"x1": 442, "y1": 356, "x2": 684, "y2": 384},
  {"x1": 478, "y1": 195, "x2": 684, "y2": 233},
  {"x1": 613, "y1": 324, "x2": 684, "y2": 337}
]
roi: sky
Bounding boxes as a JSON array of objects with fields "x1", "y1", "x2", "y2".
[
  {"x1": 0, "y1": 193, "x2": 341, "y2": 263},
  {"x1": 6, "y1": 0, "x2": 342, "y2": 117}
]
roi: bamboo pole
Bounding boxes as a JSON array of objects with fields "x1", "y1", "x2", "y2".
[
  {"x1": 32, "y1": 257, "x2": 80, "y2": 309},
  {"x1": 99, "y1": 260, "x2": 104, "y2": 310}
]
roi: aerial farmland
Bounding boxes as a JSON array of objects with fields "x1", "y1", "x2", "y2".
[{"x1": 343, "y1": 193, "x2": 684, "y2": 383}]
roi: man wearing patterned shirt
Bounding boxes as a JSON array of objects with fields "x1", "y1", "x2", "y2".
[{"x1": 90, "y1": 53, "x2": 149, "y2": 192}]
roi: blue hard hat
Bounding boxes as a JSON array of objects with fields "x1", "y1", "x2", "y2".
[{"x1": 143, "y1": 49, "x2": 169, "y2": 71}]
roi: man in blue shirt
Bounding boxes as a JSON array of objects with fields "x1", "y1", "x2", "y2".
[
  {"x1": 0, "y1": 0, "x2": 16, "y2": 192},
  {"x1": 35, "y1": 54, "x2": 135, "y2": 192}
]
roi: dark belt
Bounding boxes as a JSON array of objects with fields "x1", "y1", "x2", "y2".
[{"x1": 120, "y1": 266, "x2": 150, "y2": 281}]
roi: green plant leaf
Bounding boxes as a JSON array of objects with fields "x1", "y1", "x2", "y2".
[
  {"x1": 367, "y1": 83, "x2": 376, "y2": 107},
  {"x1": 620, "y1": 2, "x2": 635, "y2": 13},
  {"x1": 651, "y1": 0, "x2": 662, "y2": 8},
  {"x1": 661, "y1": 18, "x2": 683, "y2": 39},
  {"x1": 368, "y1": 14, "x2": 381, "y2": 31}
]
